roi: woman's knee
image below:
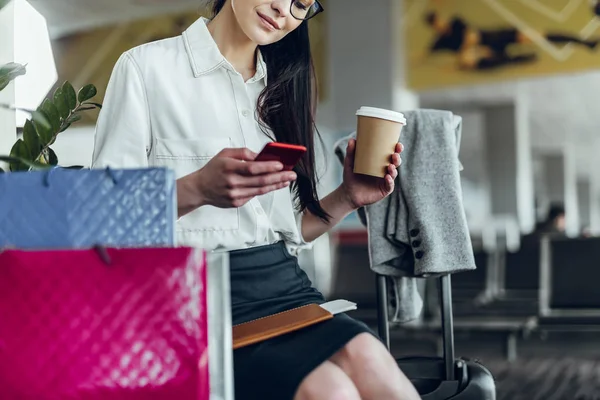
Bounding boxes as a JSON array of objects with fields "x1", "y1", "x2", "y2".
[
  {"x1": 294, "y1": 360, "x2": 360, "y2": 400},
  {"x1": 332, "y1": 333, "x2": 397, "y2": 372},
  {"x1": 331, "y1": 333, "x2": 419, "y2": 398}
]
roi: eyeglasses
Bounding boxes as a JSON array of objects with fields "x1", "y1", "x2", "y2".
[{"x1": 290, "y1": 0, "x2": 324, "y2": 21}]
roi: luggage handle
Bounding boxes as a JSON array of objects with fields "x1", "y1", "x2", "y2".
[{"x1": 376, "y1": 274, "x2": 455, "y2": 381}]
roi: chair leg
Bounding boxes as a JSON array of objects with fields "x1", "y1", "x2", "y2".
[
  {"x1": 439, "y1": 275, "x2": 456, "y2": 381},
  {"x1": 376, "y1": 274, "x2": 391, "y2": 350},
  {"x1": 505, "y1": 332, "x2": 518, "y2": 362}
]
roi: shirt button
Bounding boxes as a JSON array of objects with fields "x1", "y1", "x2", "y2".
[
  {"x1": 242, "y1": 110, "x2": 250, "y2": 117},
  {"x1": 255, "y1": 207, "x2": 263, "y2": 215}
]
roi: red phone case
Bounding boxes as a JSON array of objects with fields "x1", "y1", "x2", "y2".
[{"x1": 255, "y1": 142, "x2": 307, "y2": 170}]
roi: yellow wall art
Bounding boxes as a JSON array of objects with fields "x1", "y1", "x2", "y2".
[{"x1": 405, "y1": 0, "x2": 600, "y2": 90}]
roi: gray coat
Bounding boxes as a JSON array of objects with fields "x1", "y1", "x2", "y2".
[{"x1": 334, "y1": 109, "x2": 475, "y2": 323}]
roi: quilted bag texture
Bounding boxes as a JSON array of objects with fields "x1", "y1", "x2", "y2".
[
  {"x1": 0, "y1": 167, "x2": 176, "y2": 249},
  {"x1": 0, "y1": 247, "x2": 209, "y2": 400}
]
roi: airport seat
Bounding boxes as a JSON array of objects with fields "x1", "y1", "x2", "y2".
[{"x1": 537, "y1": 236, "x2": 600, "y2": 330}]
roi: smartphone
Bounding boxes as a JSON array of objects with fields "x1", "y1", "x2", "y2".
[{"x1": 255, "y1": 142, "x2": 307, "y2": 171}]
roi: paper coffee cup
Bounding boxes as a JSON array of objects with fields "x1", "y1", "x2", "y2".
[{"x1": 353, "y1": 106, "x2": 406, "y2": 178}]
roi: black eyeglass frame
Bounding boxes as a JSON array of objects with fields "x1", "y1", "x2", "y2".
[{"x1": 290, "y1": 0, "x2": 324, "y2": 21}]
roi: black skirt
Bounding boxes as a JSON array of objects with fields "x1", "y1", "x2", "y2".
[{"x1": 230, "y1": 241, "x2": 375, "y2": 400}]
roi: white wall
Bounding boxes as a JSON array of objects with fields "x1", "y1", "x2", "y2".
[
  {"x1": 52, "y1": 126, "x2": 96, "y2": 168},
  {"x1": 564, "y1": 141, "x2": 580, "y2": 236},
  {"x1": 515, "y1": 91, "x2": 536, "y2": 233},
  {"x1": 322, "y1": 0, "x2": 395, "y2": 133},
  {"x1": 317, "y1": 0, "x2": 418, "y2": 133},
  {"x1": 0, "y1": 2, "x2": 16, "y2": 163},
  {"x1": 316, "y1": 0, "x2": 418, "y2": 200},
  {"x1": 578, "y1": 179, "x2": 591, "y2": 231}
]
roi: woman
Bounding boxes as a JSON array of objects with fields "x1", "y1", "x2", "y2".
[{"x1": 92, "y1": 1, "x2": 419, "y2": 399}]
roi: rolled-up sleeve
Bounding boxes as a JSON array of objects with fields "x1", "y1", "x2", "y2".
[
  {"x1": 288, "y1": 194, "x2": 315, "y2": 256},
  {"x1": 92, "y1": 52, "x2": 151, "y2": 169}
]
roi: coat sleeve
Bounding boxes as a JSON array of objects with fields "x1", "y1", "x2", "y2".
[{"x1": 92, "y1": 52, "x2": 151, "y2": 169}]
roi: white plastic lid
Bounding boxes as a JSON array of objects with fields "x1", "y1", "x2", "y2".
[{"x1": 356, "y1": 106, "x2": 406, "y2": 125}]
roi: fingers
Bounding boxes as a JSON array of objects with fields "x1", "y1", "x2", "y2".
[
  {"x1": 388, "y1": 163, "x2": 398, "y2": 180},
  {"x1": 236, "y1": 171, "x2": 297, "y2": 188},
  {"x1": 230, "y1": 159, "x2": 284, "y2": 176},
  {"x1": 384, "y1": 174, "x2": 395, "y2": 193},
  {"x1": 383, "y1": 164, "x2": 397, "y2": 194},
  {"x1": 347, "y1": 138, "x2": 356, "y2": 153},
  {"x1": 220, "y1": 147, "x2": 258, "y2": 162},
  {"x1": 346, "y1": 139, "x2": 356, "y2": 169},
  {"x1": 230, "y1": 181, "x2": 291, "y2": 205},
  {"x1": 390, "y1": 143, "x2": 404, "y2": 167}
]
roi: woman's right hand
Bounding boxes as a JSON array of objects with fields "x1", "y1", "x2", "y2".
[{"x1": 177, "y1": 148, "x2": 297, "y2": 215}]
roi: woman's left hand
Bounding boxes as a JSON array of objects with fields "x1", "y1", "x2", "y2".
[{"x1": 340, "y1": 138, "x2": 403, "y2": 210}]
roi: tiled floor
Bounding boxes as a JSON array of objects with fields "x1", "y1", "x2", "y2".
[
  {"x1": 385, "y1": 330, "x2": 600, "y2": 399},
  {"x1": 489, "y1": 358, "x2": 600, "y2": 400}
]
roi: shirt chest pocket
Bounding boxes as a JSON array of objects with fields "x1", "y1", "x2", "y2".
[{"x1": 154, "y1": 137, "x2": 239, "y2": 232}]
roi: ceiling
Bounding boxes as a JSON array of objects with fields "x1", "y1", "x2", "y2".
[{"x1": 28, "y1": 0, "x2": 203, "y2": 38}]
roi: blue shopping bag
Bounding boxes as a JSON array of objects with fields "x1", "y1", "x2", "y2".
[{"x1": 0, "y1": 167, "x2": 176, "y2": 249}]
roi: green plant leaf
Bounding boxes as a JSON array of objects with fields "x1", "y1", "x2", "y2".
[
  {"x1": 66, "y1": 114, "x2": 82, "y2": 124},
  {"x1": 0, "y1": 63, "x2": 26, "y2": 75},
  {"x1": 77, "y1": 84, "x2": 97, "y2": 103},
  {"x1": 22, "y1": 119, "x2": 40, "y2": 158},
  {"x1": 0, "y1": 62, "x2": 26, "y2": 92},
  {"x1": 33, "y1": 110, "x2": 54, "y2": 146},
  {"x1": 47, "y1": 148, "x2": 58, "y2": 165},
  {"x1": 0, "y1": 155, "x2": 51, "y2": 171},
  {"x1": 82, "y1": 102, "x2": 103, "y2": 109},
  {"x1": 31, "y1": 110, "x2": 51, "y2": 131},
  {"x1": 59, "y1": 123, "x2": 71, "y2": 133},
  {"x1": 41, "y1": 99, "x2": 61, "y2": 133},
  {"x1": 53, "y1": 87, "x2": 69, "y2": 119},
  {"x1": 77, "y1": 106, "x2": 97, "y2": 111},
  {"x1": 62, "y1": 81, "x2": 77, "y2": 110},
  {"x1": 9, "y1": 139, "x2": 31, "y2": 171}
]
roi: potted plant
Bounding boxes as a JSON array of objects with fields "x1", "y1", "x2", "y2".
[{"x1": 0, "y1": 62, "x2": 101, "y2": 171}]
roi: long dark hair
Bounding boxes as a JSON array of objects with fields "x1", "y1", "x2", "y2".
[{"x1": 210, "y1": 0, "x2": 330, "y2": 222}]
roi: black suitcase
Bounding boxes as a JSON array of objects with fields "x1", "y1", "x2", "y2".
[{"x1": 376, "y1": 274, "x2": 496, "y2": 399}]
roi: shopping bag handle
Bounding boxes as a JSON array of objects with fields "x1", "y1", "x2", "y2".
[
  {"x1": 43, "y1": 167, "x2": 119, "y2": 187},
  {"x1": 94, "y1": 246, "x2": 112, "y2": 266}
]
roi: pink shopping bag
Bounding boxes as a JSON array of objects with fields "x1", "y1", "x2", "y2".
[{"x1": 0, "y1": 247, "x2": 209, "y2": 400}]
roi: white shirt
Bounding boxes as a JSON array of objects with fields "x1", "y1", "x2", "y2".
[{"x1": 92, "y1": 17, "x2": 311, "y2": 254}]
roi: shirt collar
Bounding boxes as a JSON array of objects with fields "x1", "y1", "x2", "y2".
[{"x1": 182, "y1": 17, "x2": 267, "y2": 85}]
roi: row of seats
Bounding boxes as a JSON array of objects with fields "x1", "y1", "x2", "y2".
[
  {"x1": 422, "y1": 235, "x2": 600, "y2": 360},
  {"x1": 451, "y1": 235, "x2": 600, "y2": 320},
  {"x1": 328, "y1": 231, "x2": 600, "y2": 360}
]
